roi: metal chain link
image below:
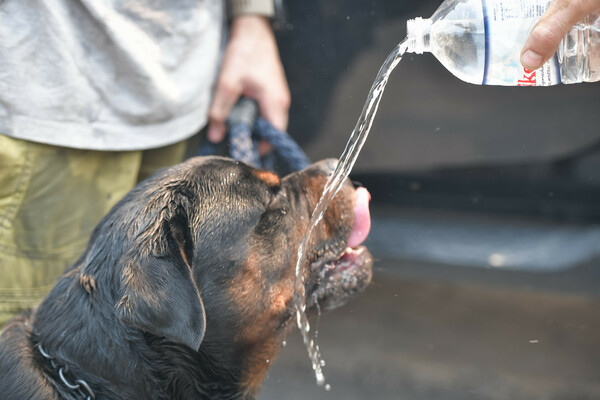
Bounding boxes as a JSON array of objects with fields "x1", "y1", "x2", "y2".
[{"x1": 38, "y1": 344, "x2": 96, "y2": 400}]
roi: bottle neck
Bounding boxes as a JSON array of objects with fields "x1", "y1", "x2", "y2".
[{"x1": 406, "y1": 17, "x2": 432, "y2": 54}]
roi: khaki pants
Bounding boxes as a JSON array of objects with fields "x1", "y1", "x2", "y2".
[{"x1": 0, "y1": 135, "x2": 189, "y2": 327}]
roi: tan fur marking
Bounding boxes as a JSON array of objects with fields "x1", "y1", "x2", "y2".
[{"x1": 252, "y1": 170, "x2": 281, "y2": 188}]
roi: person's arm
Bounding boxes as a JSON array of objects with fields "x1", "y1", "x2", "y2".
[
  {"x1": 521, "y1": 0, "x2": 600, "y2": 70},
  {"x1": 207, "y1": 3, "x2": 290, "y2": 145}
]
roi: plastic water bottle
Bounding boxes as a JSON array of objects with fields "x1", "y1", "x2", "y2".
[{"x1": 406, "y1": 0, "x2": 600, "y2": 85}]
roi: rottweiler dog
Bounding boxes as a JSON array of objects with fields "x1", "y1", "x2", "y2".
[{"x1": 0, "y1": 156, "x2": 372, "y2": 400}]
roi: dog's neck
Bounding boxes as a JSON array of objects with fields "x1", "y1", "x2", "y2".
[{"x1": 32, "y1": 267, "x2": 254, "y2": 400}]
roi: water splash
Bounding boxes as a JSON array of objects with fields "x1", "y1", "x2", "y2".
[{"x1": 292, "y1": 39, "x2": 409, "y2": 387}]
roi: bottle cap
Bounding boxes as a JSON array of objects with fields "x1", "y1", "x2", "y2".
[{"x1": 407, "y1": 17, "x2": 432, "y2": 54}]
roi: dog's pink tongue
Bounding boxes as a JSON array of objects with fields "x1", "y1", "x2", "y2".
[{"x1": 348, "y1": 187, "x2": 371, "y2": 248}]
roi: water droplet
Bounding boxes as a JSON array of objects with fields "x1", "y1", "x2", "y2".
[{"x1": 315, "y1": 371, "x2": 325, "y2": 385}]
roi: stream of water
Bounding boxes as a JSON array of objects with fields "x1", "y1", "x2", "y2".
[{"x1": 292, "y1": 39, "x2": 410, "y2": 389}]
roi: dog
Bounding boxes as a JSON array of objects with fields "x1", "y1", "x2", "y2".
[{"x1": 0, "y1": 156, "x2": 372, "y2": 400}]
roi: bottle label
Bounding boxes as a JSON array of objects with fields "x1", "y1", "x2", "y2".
[{"x1": 482, "y1": 0, "x2": 561, "y2": 86}]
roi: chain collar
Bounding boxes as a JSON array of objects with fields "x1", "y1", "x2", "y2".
[{"x1": 37, "y1": 343, "x2": 96, "y2": 400}]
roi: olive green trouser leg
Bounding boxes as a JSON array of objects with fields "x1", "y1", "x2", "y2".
[{"x1": 0, "y1": 135, "x2": 187, "y2": 328}]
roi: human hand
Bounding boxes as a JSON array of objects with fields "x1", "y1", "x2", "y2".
[
  {"x1": 208, "y1": 15, "x2": 290, "y2": 151},
  {"x1": 521, "y1": 0, "x2": 600, "y2": 70}
]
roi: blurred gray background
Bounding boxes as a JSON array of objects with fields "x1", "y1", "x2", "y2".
[{"x1": 259, "y1": 1, "x2": 600, "y2": 399}]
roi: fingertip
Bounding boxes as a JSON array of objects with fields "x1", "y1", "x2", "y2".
[
  {"x1": 207, "y1": 124, "x2": 224, "y2": 143},
  {"x1": 254, "y1": 88, "x2": 290, "y2": 132},
  {"x1": 520, "y1": 48, "x2": 545, "y2": 70},
  {"x1": 259, "y1": 105, "x2": 289, "y2": 133}
]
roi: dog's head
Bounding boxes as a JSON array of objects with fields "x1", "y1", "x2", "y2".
[{"x1": 77, "y1": 156, "x2": 372, "y2": 395}]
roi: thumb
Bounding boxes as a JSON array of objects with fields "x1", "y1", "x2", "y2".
[{"x1": 521, "y1": 0, "x2": 595, "y2": 70}]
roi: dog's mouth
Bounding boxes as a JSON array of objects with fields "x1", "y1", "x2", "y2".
[{"x1": 306, "y1": 187, "x2": 373, "y2": 312}]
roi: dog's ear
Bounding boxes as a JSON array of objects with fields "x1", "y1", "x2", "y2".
[{"x1": 116, "y1": 199, "x2": 206, "y2": 351}]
